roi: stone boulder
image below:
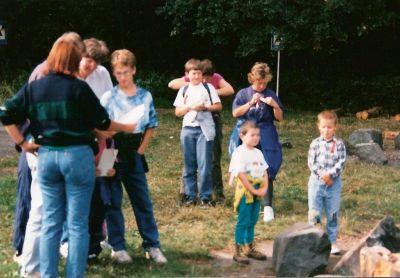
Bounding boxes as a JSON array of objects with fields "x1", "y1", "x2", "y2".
[
  {"x1": 367, "y1": 216, "x2": 400, "y2": 252},
  {"x1": 348, "y1": 129, "x2": 383, "y2": 149},
  {"x1": 395, "y1": 135, "x2": 400, "y2": 150},
  {"x1": 355, "y1": 143, "x2": 388, "y2": 165},
  {"x1": 272, "y1": 222, "x2": 331, "y2": 277},
  {"x1": 333, "y1": 216, "x2": 400, "y2": 276},
  {"x1": 360, "y1": 246, "x2": 400, "y2": 277}
]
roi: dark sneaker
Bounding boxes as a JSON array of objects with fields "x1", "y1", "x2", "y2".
[
  {"x1": 200, "y1": 200, "x2": 213, "y2": 209},
  {"x1": 183, "y1": 198, "x2": 197, "y2": 207}
]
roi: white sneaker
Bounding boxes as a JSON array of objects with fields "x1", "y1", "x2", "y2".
[
  {"x1": 100, "y1": 239, "x2": 112, "y2": 250},
  {"x1": 13, "y1": 252, "x2": 22, "y2": 266},
  {"x1": 60, "y1": 242, "x2": 68, "y2": 259},
  {"x1": 145, "y1": 247, "x2": 167, "y2": 264},
  {"x1": 330, "y1": 243, "x2": 341, "y2": 255},
  {"x1": 111, "y1": 250, "x2": 132, "y2": 264}
]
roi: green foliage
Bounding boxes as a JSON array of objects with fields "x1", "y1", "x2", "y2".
[
  {"x1": 0, "y1": 71, "x2": 29, "y2": 103},
  {"x1": 159, "y1": 0, "x2": 400, "y2": 56}
]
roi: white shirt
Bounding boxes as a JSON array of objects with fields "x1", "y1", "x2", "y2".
[
  {"x1": 229, "y1": 144, "x2": 269, "y2": 178},
  {"x1": 85, "y1": 65, "x2": 113, "y2": 99},
  {"x1": 173, "y1": 83, "x2": 220, "y2": 127}
]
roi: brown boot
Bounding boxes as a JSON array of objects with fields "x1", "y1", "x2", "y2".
[
  {"x1": 233, "y1": 245, "x2": 250, "y2": 264},
  {"x1": 245, "y1": 243, "x2": 267, "y2": 261}
]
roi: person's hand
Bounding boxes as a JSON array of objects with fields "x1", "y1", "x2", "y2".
[
  {"x1": 106, "y1": 168, "x2": 116, "y2": 177},
  {"x1": 250, "y1": 93, "x2": 261, "y2": 105},
  {"x1": 320, "y1": 172, "x2": 333, "y2": 186},
  {"x1": 191, "y1": 102, "x2": 206, "y2": 112},
  {"x1": 21, "y1": 141, "x2": 40, "y2": 154},
  {"x1": 95, "y1": 130, "x2": 115, "y2": 140},
  {"x1": 122, "y1": 123, "x2": 137, "y2": 133},
  {"x1": 252, "y1": 186, "x2": 267, "y2": 197},
  {"x1": 260, "y1": 96, "x2": 278, "y2": 108}
]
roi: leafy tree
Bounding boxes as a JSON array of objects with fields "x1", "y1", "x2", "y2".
[{"x1": 159, "y1": 0, "x2": 400, "y2": 56}]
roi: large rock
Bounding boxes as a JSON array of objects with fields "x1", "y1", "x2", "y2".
[
  {"x1": 360, "y1": 246, "x2": 400, "y2": 277},
  {"x1": 366, "y1": 216, "x2": 400, "y2": 252},
  {"x1": 355, "y1": 143, "x2": 388, "y2": 165},
  {"x1": 272, "y1": 222, "x2": 331, "y2": 277},
  {"x1": 348, "y1": 129, "x2": 383, "y2": 149},
  {"x1": 395, "y1": 135, "x2": 400, "y2": 150},
  {"x1": 333, "y1": 216, "x2": 400, "y2": 276}
]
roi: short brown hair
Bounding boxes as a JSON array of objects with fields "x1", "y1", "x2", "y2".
[
  {"x1": 239, "y1": 120, "x2": 258, "y2": 135},
  {"x1": 200, "y1": 59, "x2": 215, "y2": 76},
  {"x1": 111, "y1": 49, "x2": 136, "y2": 70},
  {"x1": 54, "y1": 32, "x2": 84, "y2": 54},
  {"x1": 184, "y1": 58, "x2": 201, "y2": 72},
  {"x1": 83, "y1": 38, "x2": 109, "y2": 64},
  {"x1": 247, "y1": 62, "x2": 273, "y2": 84},
  {"x1": 46, "y1": 40, "x2": 81, "y2": 76},
  {"x1": 317, "y1": 110, "x2": 338, "y2": 125}
]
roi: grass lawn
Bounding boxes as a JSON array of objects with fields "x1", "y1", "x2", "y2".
[{"x1": 0, "y1": 108, "x2": 399, "y2": 277}]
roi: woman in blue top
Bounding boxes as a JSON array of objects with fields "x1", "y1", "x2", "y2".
[{"x1": 229, "y1": 62, "x2": 284, "y2": 212}]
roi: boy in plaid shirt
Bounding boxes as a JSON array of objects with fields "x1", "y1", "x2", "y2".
[{"x1": 308, "y1": 110, "x2": 346, "y2": 255}]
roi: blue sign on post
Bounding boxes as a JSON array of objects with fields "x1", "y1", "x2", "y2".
[
  {"x1": 0, "y1": 19, "x2": 7, "y2": 45},
  {"x1": 271, "y1": 32, "x2": 282, "y2": 51}
]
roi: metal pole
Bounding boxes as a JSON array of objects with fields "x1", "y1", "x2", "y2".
[{"x1": 276, "y1": 50, "x2": 280, "y2": 96}]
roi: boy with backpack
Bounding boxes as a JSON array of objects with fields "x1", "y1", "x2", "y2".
[{"x1": 173, "y1": 58, "x2": 222, "y2": 208}]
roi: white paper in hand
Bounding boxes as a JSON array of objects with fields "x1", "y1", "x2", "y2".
[
  {"x1": 119, "y1": 104, "x2": 145, "y2": 124},
  {"x1": 98, "y1": 149, "x2": 118, "y2": 177}
]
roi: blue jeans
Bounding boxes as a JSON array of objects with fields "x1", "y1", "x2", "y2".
[
  {"x1": 12, "y1": 151, "x2": 32, "y2": 255},
  {"x1": 308, "y1": 174, "x2": 342, "y2": 243},
  {"x1": 180, "y1": 126, "x2": 213, "y2": 202},
  {"x1": 106, "y1": 153, "x2": 160, "y2": 251},
  {"x1": 235, "y1": 197, "x2": 261, "y2": 245},
  {"x1": 38, "y1": 146, "x2": 95, "y2": 278}
]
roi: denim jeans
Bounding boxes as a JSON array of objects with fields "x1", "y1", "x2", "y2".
[
  {"x1": 20, "y1": 153, "x2": 41, "y2": 276},
  {"x1": 180, "y1": 126, "x2": 213, "y2": 202},
  {"x1": 235, "y1": 196, "x2": 261, "y2": 245},
  {"x1": 106, "y1": 153, "x2": 160, "y2": 251},
  {"x1": 308, "y1": 174, "x2": 342, "y2": 243},
  {"x1": 12, "y1": 151, "x2": 32, "y2": 255},
  {"x1": 38, "y1": 145, "x2": 95, "y2": 278}
]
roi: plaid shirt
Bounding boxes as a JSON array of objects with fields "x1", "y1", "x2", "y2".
[{"x1": 308, "y1": 136, "x2": 346, "y2": 179}]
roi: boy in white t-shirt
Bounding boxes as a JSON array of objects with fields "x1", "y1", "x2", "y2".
[
  {"x1": 173, "y1": 58, "x2": 222, "y2": 207},
  {"x1": 229, "y1": 121, "x2": 269, "y2": 264}
]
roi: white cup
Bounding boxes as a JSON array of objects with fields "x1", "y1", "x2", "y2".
[{"x1": 263, "y1": 206, "x2": 274, "y2": 222}]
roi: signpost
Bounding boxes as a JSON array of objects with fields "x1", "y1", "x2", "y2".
[
  {"x1": 0, "y1": 19, "x2": 7, "y2": 45},
  {"x1": 271, "y1": 32, "x2": 281, "y2": 96}
]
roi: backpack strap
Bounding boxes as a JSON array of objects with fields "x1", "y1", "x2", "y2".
[{"x1": 202, "y1": 82, "x2": 213, "y2": 105}]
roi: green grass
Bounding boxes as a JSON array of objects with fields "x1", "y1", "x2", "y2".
[{"x1": 1, "y1": 108, "x2": 400, "y2": 276}]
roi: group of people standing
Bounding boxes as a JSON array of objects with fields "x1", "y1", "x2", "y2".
[
  {"x1": 1, "y1": 32, "x2": 166, "y2": 278},
  {"x1": 1, "y1": 29, "x2": 346, "y2": 277}
]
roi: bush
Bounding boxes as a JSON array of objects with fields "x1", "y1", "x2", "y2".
[{"x1": 0, "y1": 71, "x2": 29, "y2": 103}]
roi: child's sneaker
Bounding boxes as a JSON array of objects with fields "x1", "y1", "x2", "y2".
[
  {"x1": 330, "y1": 243, "x2": 341, "y2": 255},
  {"x1": 145, "y1": 247, "x2": 167, "y2": 264},
  {"x1": 13, "y1": 252, "x2": 22, "y2": 266},
  {"x1": 59, "y1": 242, "x2": 68, "y2": 259},
  {"x1": 111, "y1": 250, "x2": 132, "y2": 264},
  {"x1": 100, "y1": 238, "x2": 112, "y2": 250},
  {"x1": 200, "y1": 200, "x2": 213, "y2": 209},
  {"x1": 245, "y1": 243, "x2": 267, "y2": 261}
]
